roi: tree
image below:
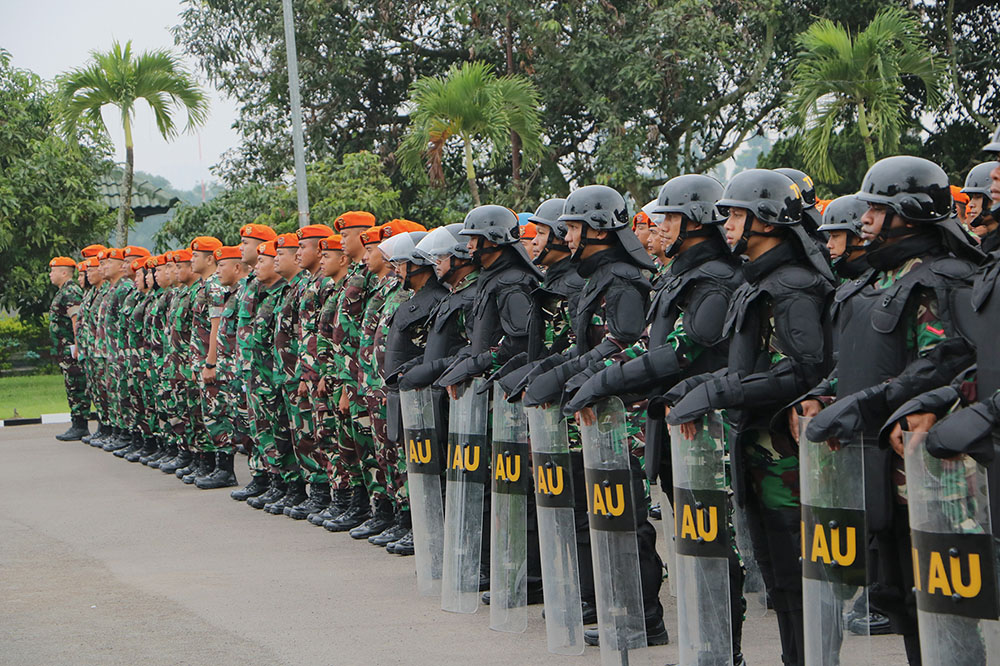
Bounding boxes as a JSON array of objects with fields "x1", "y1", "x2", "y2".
[
  {"x1": 788, "y1": 8, "x2": 943, "y2": 182},
  {"x1": 0, "y1": 51, "x2": 114, "y2": 317},
  {"x1": 397, "y1": 61, "x2": 542, "y2": 206},
  {"x1": 56, "y1": 40, "x2": 208, "y2": 245}
]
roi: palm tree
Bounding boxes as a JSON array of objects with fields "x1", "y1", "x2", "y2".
[
  {"x1": 57, "y1": 40, "x2": 208, "y2": 244},
  {"x1": 398, "y1": 61, "x2": 544, "y2": 206},
  {"x1": 789, "y1": 8, "x2": 943, "y2": 182}
]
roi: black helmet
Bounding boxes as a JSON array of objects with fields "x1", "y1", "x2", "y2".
[
  {"x1": 775, "y1": 168, "x2": 817, "y2": 209},
  {"x1": 652, "y1": 174, "x2": 724, "y2": 225},
  {"x1": 961, "y1": 162, "x2": 999, "y2": 199},
  {"x1": 716, "y1": 169, "x2": 803, "y2": 226},
  {"x1": 983, "y1": 126, "x2": 1000, "y2": 154},
  {"x1": 529, "y1": 198, "x2": 568, "y2": 239},
  {"x1": 857, "y1": 156, "x2": 952, "y2": 223},
  {"x1": 460, "y1": 205, "x2": 522, "y2": 244},
  {"x1": 559, "y1": 185, "x2": 630, "y2": 230},
  {"x1": 817, "y1": 195, "x2": 866, "y2": 236}
]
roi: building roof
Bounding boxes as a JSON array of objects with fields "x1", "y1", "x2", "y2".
[{"x1": 97, "y1": 171, "x2": 179, "y2": 219}]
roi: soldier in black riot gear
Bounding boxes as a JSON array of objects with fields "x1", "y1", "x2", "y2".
[
  {"x1": 665, "y1": 169, "x2": 835, "y2": 666},
  {"x1": 516, "y1": 184, "x2": 668, "y2": 647},
  {"x1": 818, "y1": 194, "x2": 871, "y2": 281},
  {"x1": 962, "y1": 161, "x2": 1000, "y2": 252},
  {"x1": 802, "y1": 155, "x2": 984, "y2": 664}
]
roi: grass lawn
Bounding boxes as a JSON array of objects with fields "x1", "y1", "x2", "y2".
[{"x1": 0, "y1": 374, "x2": 71, "y2": 419}]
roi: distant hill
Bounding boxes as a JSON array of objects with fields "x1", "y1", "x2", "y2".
[{"x1": 127, "y1": 172, "x2": 223, "y2": 250}]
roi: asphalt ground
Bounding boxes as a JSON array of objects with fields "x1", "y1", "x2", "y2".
[{"x1": 0, "y1": 423, "x2": 909, "y2": 665}]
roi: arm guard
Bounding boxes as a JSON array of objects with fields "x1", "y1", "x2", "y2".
[
  {"x1": 562, "y1": 345, "x2": 682, "y2": 416},
  {"x1": 925, "y1": 393, "x2": 1000, "y2": 465}
]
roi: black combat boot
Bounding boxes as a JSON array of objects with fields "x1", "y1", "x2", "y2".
[
  {"x1": 103, "y1": 428, "x2": 129, "y2": 451},
  {"x1": 114, "y1": 433, "x2": 144, "y2": 458},
  {"x1": 323, "y1": 486, "x2": 371, "y2": 532},
  {"x1": 231, "y1": 474, "x2": 269, "y2": 501},
  {"x1": 350, "y1": 496, "x2": 395, "y2": 539},
  {"x1": 175, "y1": 449, "x2": 201, "y2": 478},
  {"x1": 369, "y1": 508, "x2": 410, "y2": 546},
  {"x1": 148, "y1": 442, "x2": 176, "y2": 469},
  {"x1": 160, "y1": 448, "x2": 192, "y2": 475},
  {"x1": 87, "y1": 423, "x2": 109, "y2": 446},
  {"x1": 182, "y1": 452, "x2": 213, "y2": 484},
  {"x1": 139, "y1": 437, "x2": 166, "y2": 465},
  {"x1": 56, "y1": 416, "x2": 90, "y2": 441},
  {"x1": 248, "y1": 475, "x2": 286, "y2": 510},
  {"x1": 583, "y1": 617, "x2": 669, "y2": 647},
  {"x1": 196, "y1": 452, "x2": 238, "y2": 489},
  {"x1": 267, "y1": 479, "x2": 306, "y2": 515},
  {"x1": 386, "y1": 529, "x2": 414, "y2": 556},
  {"x1": 127, "y1": 436, "x2": 154, "y2": 463},
  {"x1": 288, "y1": 482, "x2": 330, "y2": 520},
  {"x1": 310, "y1": 487, "x2": 350, "y2": 525}
]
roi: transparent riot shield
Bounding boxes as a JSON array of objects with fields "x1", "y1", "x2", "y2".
[
  {"x1": 904, "y1": 431, "x2": 1000, "y2": 666},
  {"x1": 441, "y1": 377, "x2": 490, "y2": 614},
  {"x1": 729, "y1": 428, "x2": 768, "y2": 617},
  {"x1": 401, "y1": 387, "x2": 444, "y2": 596},
  {"x1": 490, "y1": 383, "x2": 529, "y2": 633},
  {"x1": 581, "y1": 396, "x2": 647, "y2": 665},
  {"x1": 527, "y1": 405, "x2": 585, "y2": 655},
  {"x1": 670, "y1": 412, "x2": 733, "y2": 666},
  {"x1": 799, "y1": 419, "x2": 870, "y2": 665}
]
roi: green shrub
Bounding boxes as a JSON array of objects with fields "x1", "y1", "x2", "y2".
[{"x1": 0, "y1": 315, "x2": 55, "y2": 375}]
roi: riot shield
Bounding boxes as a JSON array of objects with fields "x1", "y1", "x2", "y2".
[
  {"x1": 729, "y1": 428, "x2": 768, "y2": 617},
  {"x1": 441, "y1": 377, "x2": 490, "y2": 614},
  {"x1": 903, "y1": 430, "x2": 1000, "y2": 666},
  {"x1": 401, "y1": 387, "x2": 444, "y2": 597},
  {"x1": 581, "y1": 396, "x2": 647, "y2": 665},
  {"x1": 799, "y1": 419, "x2": 870, "y2": 665},
  {"x1": 490, "y1": 383, "x2": 529, "y2": 633},
  {"x1": 670, "y1": 412, "x2": 733, "y2": 666},
  {"x1": 527, "y1": 404, "x2": 585, "y2": 655}
]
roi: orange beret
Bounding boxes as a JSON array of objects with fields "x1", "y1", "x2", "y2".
[
  {"x1": 333, "y1": 211, "x2": 376, "y2": 231},
  {"x1": 214, "y1": 246, "x2": 242, "y2": 261},
  {"x1": 172, "y1": 249, "x2": 193, "y2": 263},
  {"x1": 257, "y1": 240, "x2": 278, "y2": 257},
  {"x1": 275, "y1": 232, "x2": 300, "y2": 249},
  {"x1": 85, "y1": 257, "x2": 100, "y2": 268},
  {"x1": 150, "y1": 254, "x2": 168, "y2": 266},
  {"x1": 297, "y1": 224, "x2": 335, "y2": 240},
  {"x1": 130, "y1": 258, "x2": 147, "y2": 272},
  {"x1": 190, "y1": 236, "x2": 222, "y2": 253},
  {"x1": 77, "y1": 261, "x2": 86, "y2": 271},
  {"x1": 144, "y1": 256, "x2": 158, "y2": 269},
  {"x1": 381, "y1": 219, "x2": 426, "y2": 239},
  {"x1": 240, "y1": 223, "x2": 277, "y2": 241},
  {"x1": 80, "y1": 244, "x2": 107, "y2": 258},
  {"x1": 124, "y1": 245, "x2": 151, "y2": 259},
  {"x1": 50, "y1": 257, "x2": 76, "y2": 268},
  {"x1": 319, "y1": 235, "x2": 343, "y2": 251},
  {"x1": 360, "y1": 225, "x2": 384, "y2": 246},
  {"x1": 102, "y1": 248, "x2": 126, "y2": 261},
  {"x1": 951, "y1": 185, "x2": 970, "y2": 205},
  {"x1": 632, "y1": 211, "x2": 650, "y2": 229},
  {"x1": 520, "y1": 221, "x2": 537, "y2": 239}
]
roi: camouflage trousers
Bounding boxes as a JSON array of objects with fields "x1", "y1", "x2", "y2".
[
  {"x1": 282, "y1": 380, "x2": 328, "y2": 485},
  {"x1": 83, "y1": 355, "x2": 105, "y2": 423},
  {"x1": 201, "y1": 369, "x2": 237, "y2": 454},
  {"x1": 332, "y1": 381, "x2": 374, "y2": 491},
  {"x1": 744, "y1": 429, "x2": 800, "y2": 512},
  {"x1": 57, "y1": 354, "x2": 88, "y2": 418},
  {"x1": 313, "y1": 391, "x2": 350, "y2": 490},
  {"x1": 168, "y1": 365, "x2": 210, "y2": 452},
  {"x1": 364, "y1": 391, "x2": 401, "y2": 506},
  {"x1": 232, "y1": 376, "x2": 258, "y2": 472},
  {"x1": 247, "y1": 375, "x2": 299, "y2": 482},
  {"x1": 154, "y1": 360, "x2": 175, "y2": 441}
]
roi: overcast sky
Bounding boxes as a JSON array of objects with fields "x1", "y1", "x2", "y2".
[{"x1": 2, "y1": 0, "x2": 241, "y2": 192}]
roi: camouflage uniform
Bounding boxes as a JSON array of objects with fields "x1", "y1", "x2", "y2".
[
  {"x1": 200, "y1": 277, "x2": 240, "y2": 454},
  {"x1": 254, "y1": 275, "x2": 298, "y2": 480},
  {"x1": 48, "y1": 280, "x2": 87, "y2": 418},
  {"x1": 316, "y1": 275, "x2": 349, "y2": 487},
  {"x1": 76, "y1": 282, "x2": 100, "y2": 419},
  {"x1": 125, "y1": 286, "x2": 155, "y2": 438},
  {"x1": 235, "y1": 273, "x2": 266, "y2": 476},
  {"x1": 150, "y1": 287, "x2": 177, "y2": 440},
  {"x1": 167, "y1": 281, "x2": 198, "y2": 449},
  {"x1": 105, "y1": 277, "x2": 137, "y2": 429}
]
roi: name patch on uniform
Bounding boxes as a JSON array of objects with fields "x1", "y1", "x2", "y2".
[
  {"x1": 492, "y1": 441, "x2": 530, "y2": 495},
  {"x1": 533, "y1": 452, "x2": 574, "y2": 508},
  {"x1": 583, "y1": 467, "x2": 635, "y2": 532},
  {"x1": 405, "y1": 427, "x2": 441, "y2": 475},
  {"x1": 674, "y1": 487, "x2": 730, "y2": 558},
  {"x1": 910, "y1": 529, "x2": 1000, "y2": 619},
  {"x1": 445, "y1": 434, "x2": 489, "y2": 484},
  {"x1": 800, "y1": 505, "x2": 867, "y2": 586}
]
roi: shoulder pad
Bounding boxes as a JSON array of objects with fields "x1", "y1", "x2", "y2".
[
  {"x1": 774, "y1": 265, "x2": 823, "y2": 290},
  {"x1": 498, "y1": 266, "x2": 536, "y2": 288},
  {"x1": 610, "y1": 262, "x2": 644, "y2": 282},
  {"x1": 929, "y1": 256, "x2": 976, "y2": 281},
  {"x1": 698, "y1": 259, "x2": 737, "y2": 280}
]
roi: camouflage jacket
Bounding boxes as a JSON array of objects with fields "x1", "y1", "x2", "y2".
[
  {"x1": 248, "y1": 278, "x2": 287, "y2": 386},
  {"x1": 273, "y1": 270, "x2": 308, "y2": 385},
  {"x1": 169, "y1": 281, "x2": 198, "y2": 380},
  {"x1": 91, "y1": 281, "x2": 113, "y2": 358},
  {"x1": 371, "y1": 276, "x2": 410, "y2": 384},
  {"x1": 190, "y1": 274, "x2": 224, "y2": 368},
  {"x1": 107, "y1": 278, "x2": 137, "y2": 362},
  {"x1": 48, "y1": 281, "x2": 82, "y2": 357},
  {"x1": 235, "y1": 272, "x2": 260, "y2": 376},
  {"x1": 216, "y1": 283, "x2": 241, "y2": 378},
  {"x1": 359, "y1": 273, "x2": 399, "y2": 392},
  {"x1": 330, "y1": 262, "x2": 373, "y2": 390},
  {"x1": 295, "y1": 271, "x2": 333, "y2": 385},
  {"x1": 316, "y1": 275, "x2": 346, "y2": 387},
  {"x1": 77, "y1": 285, "x2": 99, "y2": 359}
]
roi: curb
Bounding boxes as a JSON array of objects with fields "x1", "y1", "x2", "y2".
[{"x1": 0, "y1": 413, "x2": 71, "y2": 428}]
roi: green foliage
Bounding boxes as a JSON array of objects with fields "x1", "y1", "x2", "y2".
[
  {"x1": 788, "y1": 7, "x2": 943, "y2": 181},
  {"x1": 0, "y1": 315, "x2": 54, "y2": 375},
  {"x1": 0, "y1": 51, "x2": 115, "y2": 318}
]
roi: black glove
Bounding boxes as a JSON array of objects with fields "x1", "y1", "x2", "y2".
[
  {"x1": 434, "y1": 352, "x2": 492, "y2": 389},
  {"x1": 399, "y1": 357, "x2": 449, "y2": 391},
  {"x1": 806, "y1": 384, "x2": 889, "y2": 442},
  {"x1": 384, "y1": 357, "x2": 422, "y2": 389},
  {"x1": 926, "y1": 400, "x2": 997, "y2": 465},
  {"x1": 666, "y1": 372, "x2": 743, "y2": 425}
]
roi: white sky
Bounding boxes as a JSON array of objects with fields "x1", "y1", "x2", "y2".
[{"x1": 2, "y1": 0, "x2": 241, "y2": 191}]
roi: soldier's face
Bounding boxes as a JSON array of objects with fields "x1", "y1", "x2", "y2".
[
  {"x1": 991, "y1": 164, "x2": 1000, "y2": 205},
  {"x1": 49, "y1": 266, "x2": 71, "y2": 286},
  {"x1": 532, "y1": 225, "x2": 550, "y2": 257},
  {"x1": 364, "y1": 244, "x2": 386, "y2": 273},
  {"x1": 176, "y1": 262, "x2": 194, "y2": 282},
  {"x1": 521, "y1": 235, "x2": 537, "y2": 258},
  {"x1": 154, "y1": 267, "x2": 169, "y2": 288},
  {"x1": 565, "y1": 221, "x2": 584, "y2": 253},
  {"x1": 826, "y1": 230, "x2": 847, "y2": 260},
  {"x1": 276, "y1": 248, "x2": 299, "y2": 276},
  {"x1": 297, "y1": 238, "x2": 321, "y2": 269},
  {"x1": 256, "y1": 254, "x2": 277, "y2": 281},
  {"x1": 216, "y1": 258, "x2": 239, "y2": 286},
  {"x1": 434, "y1": 255, "x2": 452, "y2": 280},
  {"x1": 860, "y1": 204, "x2": 889, "y2": 243},
  {"x1": 967, "y1": 193, "x2": 986, "y2": 219},
  {"x1": 341, "y1": 228, "x2": 365, "y2": 261},
  {"x1": 648, "y1": 223, "x2": 667, "y2": 257},
  {"x1": 240, "y1": 237, "x2": 262, "y2": 264},
  {"x1": 191, "y1": 251, "x2": 212, "y2": 274},
  {"x1": 320, "y1": 250, "x2": 340, "y2": 277},
  {"x1": 723, "y1": 208, "x2": 748, "y2": 248},
  {"x1": 634, "y1": 222, "x2": 650, "y2": 248}
]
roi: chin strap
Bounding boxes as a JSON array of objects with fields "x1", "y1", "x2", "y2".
[
  {"x1": 440, "y1": 256, "x2": 471, "y2": 283},
  {"x1": 534, "y1": 236, "x2": 570, "y2": 265},
  {"x1": 665, "y1": 218, "x2": 716, "y2": 258},
  {"x1": 729, "y1": 214, "x2": 784, "y2": 255},
  {"x1": 403, "y1": 262, "x2": 433, "y2": 290},
  {"x1": 570, "y1": 227, "x2": 614, "y2": 262}
]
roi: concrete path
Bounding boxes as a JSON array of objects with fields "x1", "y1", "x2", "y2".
[{"x1": 0, "y1": 424, "x2": 909, "y2": 665}]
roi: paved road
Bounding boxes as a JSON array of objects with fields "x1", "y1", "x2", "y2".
[{"x1": 0, "y1": 424, "x2": 908, "y2": 665}]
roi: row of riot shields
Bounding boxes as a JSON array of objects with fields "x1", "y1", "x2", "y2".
[{"x1": 401, "y1": 386, "x2": 1000, "y2": 665}]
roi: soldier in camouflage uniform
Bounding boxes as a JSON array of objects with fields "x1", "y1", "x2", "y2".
[
  {"x1": 285, "y1": 224, "x2": 339, "y2": 520},
  {"x1": 146, "y1": 254, "x2": 182, "y2": 467},
  {"x1": 115, "y1": 256, "x2": 157, "y2": 461},
  {"x1": 48, "y1": 257, "x2": 88, "y2": 440},
  {"x1": 86, "y1": 251, "x2": 116, "y2": 446},
  {"x1": 323, "y1": 211, "x2": 378, "y2": 532},
  {"x1": 97, "y1": 247, "x2": 138, "y2": 452},
  {"x1": 245, "y1": 241, "x2": 297, "y2": 510},
  {"x1": 77, "y1": 248, "x2": 107, "y2": 444},
  {"x1": 231, "y1": 223, "x2": 278, "y2": 501}
]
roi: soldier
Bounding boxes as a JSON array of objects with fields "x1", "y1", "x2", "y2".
[
  {"x1": 231, "y1": 223, "x2": 279, "y2": 501},
  {"x1": 78, "y1": 246, "x2": 107, "y2": 445},
  {"x1": 962, "y1": 161, "x2": 1000, "y2": 252},
  {"x1": 115, "y1": 256, "x2": 158, "y2": 461},
  {"x1": 146, "y1": 253, "x2": 182, "y2": 468},
  {"x1": 666, "y1": 169, "x2": 836, "y2": 665},
  {"x1": 97, "y1": 247, "x2": 137, "y2": 452},
  {"x1": 48, "y1": 257, "x2": 89, "y2": 440},
  {"x1": 88, "y1": 248, "x2": 121, "y2": 448},
  {"x1": 134, "y1": 254, "x2": 172, "y2": 465},
  {"x1": 159, "y1": 248, "x2": 199, "y2": 475}
]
